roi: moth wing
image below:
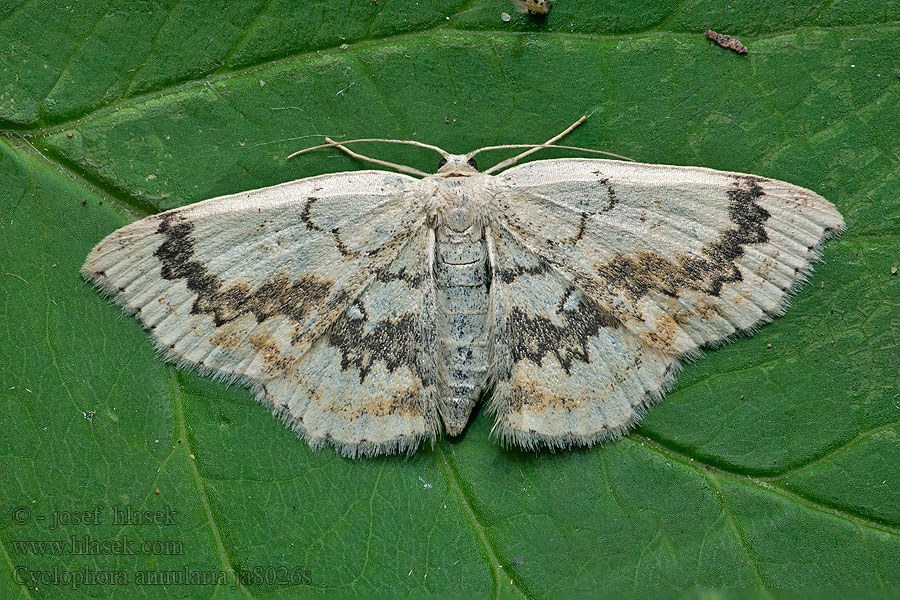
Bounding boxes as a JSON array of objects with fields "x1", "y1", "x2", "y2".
[
  {"x1": 84, "y1": 170, "x2": 439, "y2": 456},
  {"x1": 486, "y1": 226, "x2": 679, "y2": 449},
  {"x1": 267, "y1": 227, "x2": 441, "y2": 456},
  {"x1": 493, "y1": 158, "x2": 845, "y2": 356}
]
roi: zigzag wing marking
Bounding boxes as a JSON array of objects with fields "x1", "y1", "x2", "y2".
[
  {"x1": 266, "y1": 227, "x2": 440, "y2": 457},
  {"x1": 494, "y1": 158, "x2": 845, "y2": 357},
  {"x1": 83, "y1": 170, "x2": 437, "y2": 456},
  {"x1": 486, "y1": 225, "x2": 679, "y2": 450}
]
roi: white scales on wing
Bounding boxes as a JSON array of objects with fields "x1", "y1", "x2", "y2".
[{"x1": 83, "y1": 116, "x2": 844, "y2": 457}]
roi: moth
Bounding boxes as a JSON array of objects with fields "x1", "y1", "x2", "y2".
[{"x1": 83, "y1": 117, "x2": 844, "y2": 458}]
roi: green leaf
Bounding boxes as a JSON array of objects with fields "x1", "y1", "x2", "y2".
[{"x1": 2, "y1": 1, "x2": 899, "y2": 598}]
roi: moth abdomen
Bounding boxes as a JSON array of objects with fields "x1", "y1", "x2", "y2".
[{"x1": 434, "y1": 230, "x2": 490, "y2": 435}]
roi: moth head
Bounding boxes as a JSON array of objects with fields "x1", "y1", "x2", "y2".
[{"x1": 437, "y1": 154, "x2": 479, "y2": 176}]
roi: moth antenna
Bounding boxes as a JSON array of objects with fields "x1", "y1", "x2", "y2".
[
  {"x1": 475, "y1": 114, "x2": 629, "y2": 174},
  {"x1": 288, "y1": 138, "x2": 450, "y2": 177},
  {"x1": 474, "y1": 114, "x2": 586, "y2": 172},
  {"x1": 329, "y1": 138, "x2": 432, "y2": 177},
  {"x1": 288, "y1": 138, "x2": 450, "y2": 158},
  {"x1": 476, "y1": 144, "x2": 635, "y2": 174}
]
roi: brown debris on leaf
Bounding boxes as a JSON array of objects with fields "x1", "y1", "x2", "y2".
[
  {"x1": 706, "y1": 29, "x2": 748, "y2": 55},
  {"x1": 512, "y1": 0, "x2": 551, "y2": 15}
]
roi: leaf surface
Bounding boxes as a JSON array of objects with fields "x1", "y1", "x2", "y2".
[{"x1": 2, "y1": 1, "x2": 899, "y2": 597}]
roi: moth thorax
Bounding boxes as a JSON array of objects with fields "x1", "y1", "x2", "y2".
[
  {"x1": 437, "y1": 218, "x2": 482, "y2": 242},
  {"x1": 445, "y1": 206, "x2": 476, "y2": 232}
]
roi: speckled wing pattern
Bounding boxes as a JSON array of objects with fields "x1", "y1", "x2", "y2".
[
  {"x1": 84, "y1": 154, "x2": 844, "y2": 457},
  {"x1": 487, "y1": 225, "x2": 679, "y2": 449},
  {"x1": 83, "y1": 171, "x2": 440, "y2": 457},
  {"x1": 487, "y1": 158, "x2": 844, "y2": 449}
]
